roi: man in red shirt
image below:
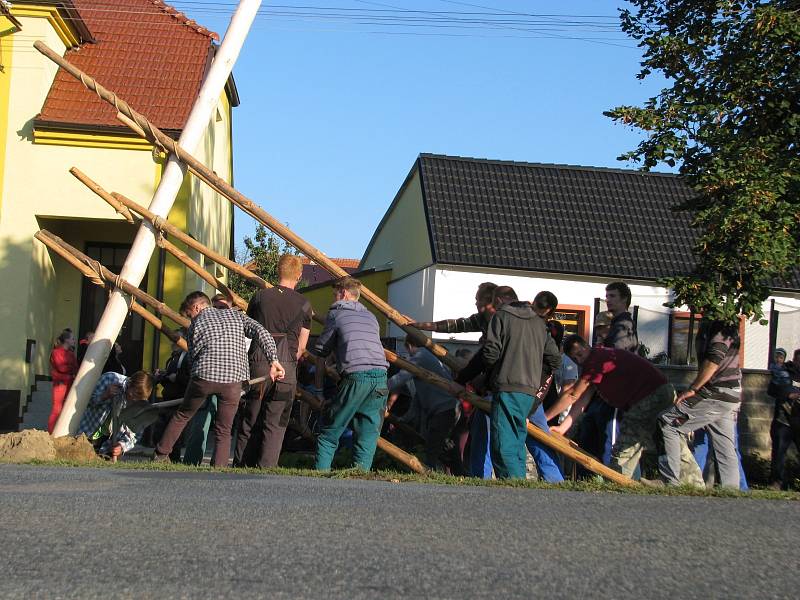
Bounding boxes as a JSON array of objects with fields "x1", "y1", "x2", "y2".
[{"x1": 546, "y1": 334, "x2": 675, "y2": 477}]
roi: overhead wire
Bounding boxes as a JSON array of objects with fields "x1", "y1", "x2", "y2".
[{"x1": 6, "y1": 1, "x2": 634, "y2": 49}]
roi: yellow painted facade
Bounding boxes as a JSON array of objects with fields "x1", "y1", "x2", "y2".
[
  {"x1": 300, "y1": 269, "x2": 393, "y2": 337},
  {"x1": 33, "y1": 129, "x2": 153, "y2": 151},
  {"x1": 360, "y1": 169, "x2": 432, "y2": 279},
  {"x1": 0, "y1": 17, "x2": 11, "y2": 219},
  {"x1": 0, "y1": 11, "x2": 235, "y2": 422}
]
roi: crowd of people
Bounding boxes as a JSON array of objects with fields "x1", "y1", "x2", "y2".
[{"x1": 47, "y1": 256, "x2": 800, "y2": 489}]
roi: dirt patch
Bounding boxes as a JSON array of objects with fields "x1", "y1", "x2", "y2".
[
  {"x1": 0, "y1": 430, "x2": 56, "y2": 462},
  {"x1": 54, "y1": 434, "x2": 98, "y2": 462}
]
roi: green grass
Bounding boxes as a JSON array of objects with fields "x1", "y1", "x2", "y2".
[{"x1": 6, "y1": 457, "x2": 798, "y2": 501}]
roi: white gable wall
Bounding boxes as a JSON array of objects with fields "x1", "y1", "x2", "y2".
[
  {"x1": 387, "y1": 266, "x2": 437, "y2": 338},
  {"x1": 385, "y1": 263, "x2": 800, "y2": 369}
]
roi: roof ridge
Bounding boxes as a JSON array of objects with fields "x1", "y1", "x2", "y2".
[
  {"x1": 148, "y1": 0, "x2": 219, "y2": 41},
  {"x1": 419, "y1": 153, "x2": 679, "y2": 178}
]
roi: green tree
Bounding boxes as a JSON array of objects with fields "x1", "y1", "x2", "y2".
[
  {"x1": 606, "y1": 0, "x2": 800, "y2": 322},
  {"x1": 229, "y1": 224, "x2": 299, "y2": 301}
]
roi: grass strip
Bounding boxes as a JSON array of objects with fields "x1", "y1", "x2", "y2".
[{"x1": 5, "y1": 458, "x2": 798, "y2": 501}]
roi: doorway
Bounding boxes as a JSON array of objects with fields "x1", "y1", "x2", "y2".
[{"x1": 78, "y1": 243, "x2": 146, "y2": 373}]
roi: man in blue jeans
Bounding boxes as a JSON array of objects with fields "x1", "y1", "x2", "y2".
[
  {"x1": 312, "y1": 277, "x2": 389, "y2": 471},
  {"x1": 458, "y1": 286, "x2": 561, "y2": 479},
  {"x1": 411, "y1": 282, "x2": 497, "y2": 478},
  {"x1": 523, "y1": 291, "x2": 566, "y2": 482}
]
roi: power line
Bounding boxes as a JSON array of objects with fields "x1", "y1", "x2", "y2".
[{"x1": 7, "y1": 1, "x2": 633, "y2": 48}]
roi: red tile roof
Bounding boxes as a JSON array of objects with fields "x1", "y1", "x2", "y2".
[
  {"x1": 36, "y1": 0, "x2": 220, "y2": 132},
  {"x1": 300, "y1": 257, "x2": 361, "y2": 270}
]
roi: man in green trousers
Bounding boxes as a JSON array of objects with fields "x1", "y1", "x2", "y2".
[
  {"x1": 458, "y1": 286, "x2": 562, "y2": 479},
  {"x1": 312, "y1": 277, "x2": 389, "y2": 471}
]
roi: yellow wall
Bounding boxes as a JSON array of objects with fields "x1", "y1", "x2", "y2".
[
  {"x1": 0, "y1": 16, "x2": 69, "y2": 398},
  {"x1": 187, "y1": 91, "x2": 234, "y2": 287},
  {"x1": 0, "y1": 14, "x2": 236, "y2": 410},
  {"x1": 0, "y1": 24, "x2": 12, "y2": 220},
  {"x1": 360, "y1": 169, "x2": 432, "y2": 279},
  {"x1": 301, "y1": 269, "x2": 393, "y2": 337},
  {"x1": 0, "y1": 15, "x2": 157, "y2": 400},
  {"x1": 140, "y1": 92, "x2": 236, "y2": 372},
  {"x1": 142, "y1": 166, "x2": 192, "y2": 371}
]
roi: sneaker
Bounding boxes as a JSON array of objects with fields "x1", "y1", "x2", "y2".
[{"x1": 151, "y1": 452, "x2": 169, "y2": 463}]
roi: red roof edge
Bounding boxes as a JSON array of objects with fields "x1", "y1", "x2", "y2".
[{"x1": 150, "y1": 0, "x2": 220, "y2": 41}]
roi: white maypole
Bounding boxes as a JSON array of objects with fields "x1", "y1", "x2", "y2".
[{"x1": 52, "y1": 0, "x2": 263, "y2": 436}]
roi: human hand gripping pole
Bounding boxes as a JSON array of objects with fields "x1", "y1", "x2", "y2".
[{"x1": 269, "y1": 361, "x2": 286, "y2": 382}]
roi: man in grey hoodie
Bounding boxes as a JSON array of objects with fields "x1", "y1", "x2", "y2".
[
  {"x1": 312, "y1": 277, "x2": 389, "y2": 471},
  {"x1": 458, "y1": 286, "x2": 562, "y2": 479},
  {"x1": 459, "y1": 286, "x2": 561, "y2": 479}
]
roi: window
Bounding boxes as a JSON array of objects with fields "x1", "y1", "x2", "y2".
[
  {"x1": 668, "y1": 312, "x2": 701, "y2": 365},
  {"x1": 553, "y1": 305, "x2": 590, "y2": 340},
  {"x1": 668, "y1": 312, "x2": 745, "y2": 367}
]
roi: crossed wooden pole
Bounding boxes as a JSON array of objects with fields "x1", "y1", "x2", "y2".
[
  {"x1": 34, "y1": 41, "x2": 636, "y2": 486},
  {"x1": 34, "y1": 230, "x2": 426, "y2": 474},
  {"x1": 65, "y1": 171, "x2": 633, "y2": 486}
]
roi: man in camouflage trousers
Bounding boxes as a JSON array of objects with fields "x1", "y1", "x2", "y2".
[{"x1": 547, "y1": 335, "x2": 676, "y2": 478}]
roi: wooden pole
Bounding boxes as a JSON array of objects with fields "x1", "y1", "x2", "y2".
[
  {"x1": 156, "y1": 237, "x2": 239, "y2": 309},
  {"x1": 69, "y1": 168, "x2": 135, "y2": 223},
  {"x1": 35, "y1": 230, "x2": 189, "y2": 329},
  {"x1": 35, "y1": 228, "x2": 428, "y2": 474},
  {"x1": 27, "y1": 42, "x2": 453, "y2": 370},
  {"x1": 131, "y1": 303, "x2": 188, "y2": 352},
  {"x1": 70, "y1": 168, "x2": 268, "y2": 289},
  {"x1": 73, "y1": 174, "x2": 627, "y2": 483},
  {"x1": 39, "y1": 0, "x2": 263, "y2": 436},
  {"x1": 384, "y1": 349, "x2": 635, "y2": 486}
]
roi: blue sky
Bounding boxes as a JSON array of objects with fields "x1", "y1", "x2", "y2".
[{"x1": 175, "y1": 1, "x2": 664, "y2": 259}]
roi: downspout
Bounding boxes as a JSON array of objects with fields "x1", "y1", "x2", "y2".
[{"x1": 150, "y1": 246, "x2": 167, "y2": 374}]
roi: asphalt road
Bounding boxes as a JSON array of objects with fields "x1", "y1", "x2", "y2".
[{"x1": 0, "y1": 465, "x2": 798, "y2": 599}]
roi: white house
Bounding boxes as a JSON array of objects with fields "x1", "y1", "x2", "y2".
[{"x1": 360, "y1": 154, "x2": 800, "y2": 369}]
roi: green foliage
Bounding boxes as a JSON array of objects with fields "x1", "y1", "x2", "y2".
[
  {"x1": 606, "y1": 1, "x2": 800, "y2": 322},
  {"x1": 228, "y1": 224, "x2": 299, "y2": 301}
]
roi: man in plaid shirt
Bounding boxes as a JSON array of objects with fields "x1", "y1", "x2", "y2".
[
  {"x1": 78, "y1": 370, "x2": 154, "y2": 458},
  {"x1": 154, "y1": 291, "x2": 285, "y2": 467}
]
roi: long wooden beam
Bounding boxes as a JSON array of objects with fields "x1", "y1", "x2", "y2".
[
  {"x1": 35, "y1": 229, "x2": 188, "y2": 351},
  {"x1": 35, "y1": 229, "x2": 425, "y2": 474},
  {"x1": 40, "y1": 1, "x2": 262, "y2": 436},
  {"x1": 131, "y1": 303, "x2": 187, "y2": 352},
  {"x1": 31, "y1": 41, "x2": 456, "y2": 372},
  {"x1": 71, "y1": 167, "x2": 269, "y2": 290},
  {"x1": 36, "y1": 230, "x2": 185, "y2": 327},
  {"x1": 79, "y1": 181, "x2": 625, "y2": 484}
]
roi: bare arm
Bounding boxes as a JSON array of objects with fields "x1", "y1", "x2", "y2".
[
  {"x1": 675, "y1": 359, "x2": 719, "y2": 404},
  {"x1": 551, "y1": 392, "x2": 593, "y2": 435},
  {"x1": 411, "y1": 313, "x2": 483, "y2": 334},
  {"x1": 386, "y1": 391, "x2": 402, "y2": 414},
  {"x1": 545, "y1": 377, "x2": 593, "y2": 421},
  {"x1": 296, "y1": 327, "x2": 311, "y2": 361}
]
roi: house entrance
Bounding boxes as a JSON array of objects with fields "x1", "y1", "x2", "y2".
[{"x1": 78, "y1": 243, "x2": 146, "y2": 374}]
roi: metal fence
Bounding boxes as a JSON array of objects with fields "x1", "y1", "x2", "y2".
[{"x1": 772, "y1": 302, "x2": 800, "y2": 359}]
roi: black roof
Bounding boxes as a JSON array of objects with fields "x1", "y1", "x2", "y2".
[
  {"x1": 416, "y1": 153, "x2": 698, "y2": 282},
  {"x1": 411, "y1": 154, "x2": 798, "y2": 291}
]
